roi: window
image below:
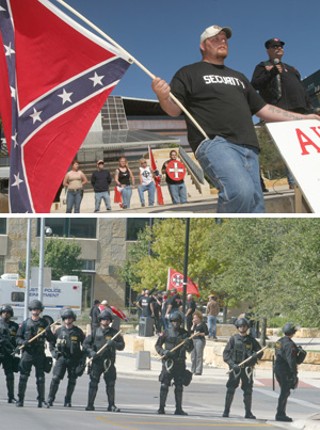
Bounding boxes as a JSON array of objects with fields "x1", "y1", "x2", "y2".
[
  {"x1": 11, "y1": 292, "x2": 24, "y2": 302},
  {"x1": 37, "y1": 219, "x2": 97, "y2": 239},
  {"x1": 0, "y1": 256, "x2": 4, "y2": 276},
  {"x1": 126, "y1": 219, "x2": 150, "y2": 241},
  {"x1": 0, "y1": 218, "x2": 7, "y2": 234}
]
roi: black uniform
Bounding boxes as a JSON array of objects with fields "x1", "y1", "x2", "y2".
[
  {"x1": 47, "y1": 324, "x2": 85, "y2": 407},
  {"x1": 155, "y1": 325, "x2": 193, "y2": 415},
  {"x1": 274, "y1": 336, "x2": 305, "y2": 420},
  {"x1": 0, "y1": 317, "x2": 19, "y2": 402},
  {"x1": 16, "y1": 317, "x2": 55, "y2": 407},
  {"x1": 83, "y1": 326, "x2": 125, "y2": 411},
  {"x1": 223, "y1": 333, "x2": 262, "y2": 418}
]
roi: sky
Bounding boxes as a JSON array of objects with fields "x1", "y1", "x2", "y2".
[{"x1": 58, "y1": 0, "x2": 319, "y2": 100}]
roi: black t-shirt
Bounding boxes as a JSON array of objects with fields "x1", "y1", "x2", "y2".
[{"x1": 170, "y1": 61, "x2": 266, "y2": 152}]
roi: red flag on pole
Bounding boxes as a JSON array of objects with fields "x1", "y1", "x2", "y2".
[
  {"x1": 148, "y1": 146, "x2": 164, "y2": 205},
  {"x1": 167, "y1": 268, "x2": 200, "y2": 297},
  {"x1": 114, "y1": 186, "x2": 122, "y2": 205},
  {"x1": 0, "y1": 0, "x2": 131, "y2": 213}
]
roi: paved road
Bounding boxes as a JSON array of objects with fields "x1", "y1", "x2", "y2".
[{"x1": 0, "y1": 351, "x2": 319, "y2": 429}]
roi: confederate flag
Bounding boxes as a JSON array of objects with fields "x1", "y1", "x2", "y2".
[{"x1": 0, "y1": 0, "x2": 131, "y2": 212}]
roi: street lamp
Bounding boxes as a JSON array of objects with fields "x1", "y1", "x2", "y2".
[{"x1": 182, "y1": 218, "x2": 190, "y2": 320}]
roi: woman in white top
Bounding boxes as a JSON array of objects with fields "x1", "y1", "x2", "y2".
[
  {"x1": 138, "y1": 158, "x2": 155, "y2": 207},
  {"x1": 63, "y1": 160, "x2": 88, "y2": 213}
]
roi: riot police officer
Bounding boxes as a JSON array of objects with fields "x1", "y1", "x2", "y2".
[
  {"x1": 0, "y1": 305, "x2": 19, "y2": 402},
  {"x1": 83, "y1": 310, "x2": 124, "y2": 412},
  {"x1": 222, "y1": 318, "x2": 263, "y2": 419},
  {"x1": 47, "y1": 308, "x2": 85, "y2": 407},
  {"x1": 16, "y1": 299, "x2": 55, "y2": 407},
  {"x1": 155, "y1": 311, "x2": 194, "y2": 415},
  {"x1": 274, "y1": 322, "x2": 306, "y2": 422}
]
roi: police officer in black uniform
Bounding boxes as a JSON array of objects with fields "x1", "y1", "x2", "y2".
[
  {"x1": 15, "y1": 299, "x2": 55, "y2": 407},
  {"x1": 155, "y1": 311, "x2": 193, "y2": 415},
  {"x1": 0, "y1": 305, "x2": 19, "y2": 402},
  {"x1": 47, "y1": 308, "x2": 85, "y2": 408},
  {"x1": 274, "y1": 322, "x2": 306, "y2": 422},
  {"x1": 222, "y1": 318, "x2": 263, "y2": 419},
  {"x1": 83, "y1": 310, "x2": 124, "y2": 412}
]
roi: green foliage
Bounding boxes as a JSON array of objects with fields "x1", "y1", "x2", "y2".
[
  {"x1": 20, "y1": 239, "x2": 82, "y2": 280},
  {"x1": 257, "y1": 125, "x2": 287, "y2": 180},
  {"x1": 122, "y1": 218, "x2": 320, "y2": 328}
]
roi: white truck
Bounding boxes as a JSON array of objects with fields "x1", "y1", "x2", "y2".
[{"x1": 0, "y1": 273, "x2": 82, "y2": 324}]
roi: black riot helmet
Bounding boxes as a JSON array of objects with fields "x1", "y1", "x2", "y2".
[
  {"x1": 235, "y1": 318, "x2": 249, "y2": 328},
  {"x1": 169, "y1": 311, "x2": 183, "y2": 324},
  {"x1": 61, "y1": 308, "x2": 76, "y2": 321},
  {"x1": 28, "y1": 299, "x2": 44, "y2": 311},
  {"x1": 0, "y1": 304, "x2": 14, "y2": 317},
  {"x1": 98, "y1": 310, "x2": 113, "y2": 321},
  {"x1": 282, "y1": 322, "x2": 297, "y2": 336}
]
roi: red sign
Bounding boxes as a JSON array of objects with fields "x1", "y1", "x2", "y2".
[{"x1": 166, "y1": 160, "x2": 186, "y2": 181}]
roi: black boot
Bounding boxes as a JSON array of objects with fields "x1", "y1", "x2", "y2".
[
  {"x1": 16, "y1": 375, "x2": 28, "y2": 407},
  {"x1": 37, "y1": 379, "x2": 46, "y2": 408},
  {"x1": 64, "y1": 379, "x2": 76, "y2": 407},
  {"x1": 7, "y1": 376, "x2": 16, "y2": 403},
  {"x1": 244, "y1": 393, "x2": 256, "y2": 419},
  {"x1": 47, "y1": 378, "x2": 60, "y2": 408},
  {"x1": 222, "y1": 391, "x2": 234, "y2": 417},
  {"x1": 107, "y1": 383, "x2": 120, "y2": 412},
  {"x1": 85, "y1": 383, "x2": 98, "y2": 411},
  {"x1": 158, "y1": 384, "x2": 168, "y2": 414},
  {"x1": 174, "y1": 385, "x2": 187, "y2": 415}
]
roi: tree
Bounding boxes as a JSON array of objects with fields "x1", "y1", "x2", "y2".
[{"x1": 21, "y1": 238, "x2": 82, "y2": 280}]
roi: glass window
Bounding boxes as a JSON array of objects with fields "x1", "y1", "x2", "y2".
[
  {"x1": 37, "y1": 219, "x2": 97, "y2": 239},
  {"x1": 126, "y1": 219, "x2": 149, "y2": 241},
  {"x1": 11, "y1": 292, "x2": 24, "y2": 302},
  {"x1": 0, "y1": 256, "x2": 4, "y2": 275},
  {"x1": 0, "y1": 218, "x2": 7, "y2": 234}
]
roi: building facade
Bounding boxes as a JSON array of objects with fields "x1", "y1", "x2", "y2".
[{"x1": 0, "y1": 218, "x2": 149, "y2": 311}]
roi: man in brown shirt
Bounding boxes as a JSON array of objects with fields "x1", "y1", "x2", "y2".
[{"x1": 206, "y1": 295, "x2": 220, "y2": 339}]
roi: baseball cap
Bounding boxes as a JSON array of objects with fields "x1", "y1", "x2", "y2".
[
  {"x1": 200, "y1": 25, "x2": 232, "y2": 43},
  {"x1": 265, "y1": 38, "x2": 285, "y2": 49},
  {"x1": 101, "y1": 299, "x2": 108, "y2": 305},
  {"x1": 97, "y1": 159, "x2": 104, "y2": 165}
]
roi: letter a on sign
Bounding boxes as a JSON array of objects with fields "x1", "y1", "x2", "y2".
[{"x1": 266, "y1": 120, "x2": 320, "y2": 213}]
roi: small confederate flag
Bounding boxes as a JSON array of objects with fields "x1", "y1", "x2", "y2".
[
  {"x1": 148, "y1": 145, "x2": 164, "y2": 205},
  {"x1": 167, "y1": 268, "x2": 200, "y2": 297},
  {"x1": 0, "y1": 0, "x2": 132, "y2": 212}
]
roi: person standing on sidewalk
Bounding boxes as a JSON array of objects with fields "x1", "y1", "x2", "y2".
[
  {"x1": 155, "y1": 312, "x2": 193, "y2": 415},
  {"x1": 15, "y1": 300, "x2": 55, "y2": 408},
  {"x1": 190, "y1": 310, "x2": 208, "y2": 375},
  {"x1": 91, "y1": 160, "x2": 112, "y2": 212},
  {"x1": 0, "y1": 305, "x2": 19, "y2": 403},
  {"x1": 47, "y1": 309, "x2": 85, "y2": 408},
  {"x1": 114, "y1": 156, "x2": 135, "y2": 209},
  {"x1": 274, "y1": 322, "x2": 307, "y2": 422},
  {"x1": 138, "y1": 158, "x2": 156, "y2": 207},
  {"x1": 222, "y1": 318, "x2": 263, "y2": 419},
  {"x1": 83, "y1": 310, "x2": 125, "y2": 412},
  {"x1": 185, "y1": 294, "x2": 197, "y2": 335},
  {"x1": 206, "y1": 295, "x2": 220, "y2": 339},
  {"x1": 161, "y1": 150, "x2": 187, "y2": 205},
  {"x1": 63, "y1": 160, "x2": 88, "y2": 213}
]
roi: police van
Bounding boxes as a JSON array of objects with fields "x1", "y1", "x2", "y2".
[{"x1": 0, "y1": 273, "x2": 82, "y2": 324}]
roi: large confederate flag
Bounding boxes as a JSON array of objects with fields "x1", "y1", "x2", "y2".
[{"x1": 0, "y1": 0, "x2": 131, "y2": 212}]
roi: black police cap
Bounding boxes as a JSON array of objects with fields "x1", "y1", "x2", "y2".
[{"x1": 265, "y1": 37, "x2": 285, "y2": 49}]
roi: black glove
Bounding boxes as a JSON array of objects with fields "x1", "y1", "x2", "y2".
[
  {"x1": 89, "y1": 351, "x2": 97, "y2": 359},
  {"x1": 106, "y1": 340, "x2": 115, "y2": 349},
  {"x1": 232, "y1": 364, "x2": 241, "y2": 373},
  {"x1": 249, "y1": 352, "x2": 258, "y2": 365},
  {"x1": 163, "y1": 350, "x2": 174, "y2": 359},
  {"x1": 290, "y1": 375, "x2": 299, "y2": 389},
  {"x1": 51, "y1": 349, "x2": 60, "y2": 360}
]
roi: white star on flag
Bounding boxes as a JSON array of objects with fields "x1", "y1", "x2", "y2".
[
  {"x1": 57, "y1": 88, "x2": 73, "y2": 104},
  {"x1": 12, "y1": 131, "x2": 18, "y2": 147},
  {"x1": 4, "y1": 42, "x2": 15, "y2": 57},
  {"x1": 89, "y1": 72, "x2": 104, "y2": 87},
  {"x1": 11, "y1": 172, "x2": 24, "y2": 189},
  {"x1": 30, "y1": 107, "x2": 42, "y2": 124},
  {"x1": 10, "y1": 85, "x2": 16, "y2": 99},
  {"x1": 0, "y1": 6, "x2": 6, "y2": 12}
]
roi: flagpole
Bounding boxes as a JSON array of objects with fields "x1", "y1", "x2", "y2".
[{"x1": 55, "y1": 0, "x2": 209, "y2": 140}]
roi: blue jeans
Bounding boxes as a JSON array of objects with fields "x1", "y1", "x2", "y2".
[
  {"x1": 94, "y1": 191, "x2": 111, "y2": 211},
  {"x1": 168, "y1": 182, "x2": 187, "y2": 204},
  {"x1": 138, "y1": 182, "x2": 155, "y2": 206},
  {"x1": 121, "y1": 185, "x2": 132, "y2": 208},
  {"x1": 207, "y1": 315, "x2": 217, "y2": 338},
  {"x1": 66, "y1": 189, "x2": 83, "y2": 213},
  {"x1": 196, "y1": 136, "x2": 265, "y2": 213}
]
